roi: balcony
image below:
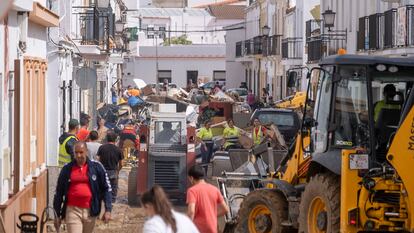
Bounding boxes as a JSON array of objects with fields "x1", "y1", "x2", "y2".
[
  {"x1": 357, "y1": 6, "x2": 414, "y2": 52},
  {"x1": 236, "y1": 35, "x2": 282, "y2": 58},
  {"x1": 72, "y1": 5, "x2": 115, "y2": 53},
  {"x1": 306, "y1": 20, "x2": 347, "y2": 63},
  {"x1": 236, "y1": 41, "x2": 242, "y2": 57},
  {"x1": 282, "y1": 37, "x2": 303, "y2": 59}
]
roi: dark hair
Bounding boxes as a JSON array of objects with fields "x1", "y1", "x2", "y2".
[
  {"x1": 227, "y1": 118, "x2": 234, "y2": 124},
  {"x1": 141, "y1": 185, "x2": 177, "y2": 233},
  {"x1": 80, "y1": 117, "x2": 89, "y2": 127},
  {"x1": 384, "y1": 84, "x2": 396, "y2": 97},
  {"x1": 89, "y1": 131, "x2": 99, "y2": 141},
  {"x1": 106, "y1": 131, "x2": 117, "y2": 143},
  {"x1": 68, "y1": 119, "x2": 79, "y2": 131},
  {"x1": 188, "y1": 165, "x2": 204, "y2": 180}
]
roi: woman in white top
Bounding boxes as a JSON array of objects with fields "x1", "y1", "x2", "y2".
[{"x1": 141, "y1": 185, "x2": 200, "y2": 233}]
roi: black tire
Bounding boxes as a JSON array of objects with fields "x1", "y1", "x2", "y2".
[
  {"x1": 235, "y1": 190, "x2": 291, "y2": 233},
  {"x1": 128, "y1": 167, "x2": 140, "y2": 206},
  {"x1": 298, "y1": 174, "x2": 340, "y2": 233}
]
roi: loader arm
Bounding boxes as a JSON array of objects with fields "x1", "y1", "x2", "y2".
[{"x1": 386, "y1": 97, "x2": 414, "y2": 231}]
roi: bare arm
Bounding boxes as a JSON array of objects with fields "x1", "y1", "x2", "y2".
[
  {"x1": 217, "y1": 200, "x2": 229, "y2": 217},
  {"x1": 188, "y1": 203, "x2": 196, "y2": 220}
]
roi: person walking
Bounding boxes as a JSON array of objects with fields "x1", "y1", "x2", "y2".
[
  {"x1": 77, "y1": 117, "x2": 90, "y2": 142},
  {"x1": 58, "y1": 119, "x2": 80, "y2": 167},
  {"x1": 142, "y1": 185, "x2": 199, "y2": 233},
  {"x1": 187, "y1": 165, "x2": 229, "y2": 233},
  {"x1": 246, "y1": 89, "x2": 256, "y2": 111},
  {"x1": 97, "y1": 117, "x2": 109, "y2": 143},
  {"x1": 97, "y1": 131, "x2": 124, "y2": 203},
  {"x1": 53, "y1": 141, "x2": 112, "y2": 233},
  {"x1": 86, "y1": 131, "x2": 101, "y2": 161}
]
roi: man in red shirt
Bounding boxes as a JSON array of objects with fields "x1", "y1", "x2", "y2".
[
  {"x1": 54, "y1": 142, "x2": 112, "y2": 233},
  {"x1": 187, "y1": 165, "x2": 229, "y2": 233},
  {"x1": 76, "y1": 117, "x2": 90, "y2": 142}
]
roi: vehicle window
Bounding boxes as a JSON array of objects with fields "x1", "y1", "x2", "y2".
[
  {"x1": 238, "y1": 89, "x2": 248, "y2": 96},
  {"x1": 312, "y1": 67, "x2": 333, "y2": 153},
  {"x1": 258, "y1": 113, "x2": 295, "y2": 127},
  {"x1": 204, "y1": 82, "x2": 213, "y2": 88},
  {"x1": 332, "y1": 66, "x2": 369, "y2": 148},
  {"x1": 154, "y1": 121, "x2": 181, "y2": 144}
]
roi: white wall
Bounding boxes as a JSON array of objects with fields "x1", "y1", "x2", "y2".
[
  {"x1": 225, "y1": 23, "x2": 245, "y2": 88},
  {"x1": 123, "y1": 45, "x2": 225, "y2": 87}
]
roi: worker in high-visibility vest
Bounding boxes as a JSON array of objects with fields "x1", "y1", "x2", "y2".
[
  {"x1": 196, "y1": 120, "x2": 214, "y2": 163},
  {"x1": 223, "y1": 118, "x2": 240, "y2": 151},
  {"x1": 252, "y1": 118, "x2": 267, "y2": 146},
  {"x1": 58, "y1": 119, "x2": 80, "y2": 167}
]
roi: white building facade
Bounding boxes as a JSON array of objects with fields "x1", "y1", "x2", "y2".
[{"x1": 123, "y1": 45, "x2": 226, "y2": 87}]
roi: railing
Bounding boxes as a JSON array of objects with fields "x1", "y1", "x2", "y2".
[
  {"x1": 72, "y1": 5, "x2": 115, "y2": 52},
  {"x1": 236, "y1": 35, "x2": 282, "y2": 57},
  {"x1": 244, "y1": 39, "x2": 252, "y2": 55},
  {"x1": 253, "y1": 36, "x2": 263, "y2": 55},
  {"x1": 236, "y1": 41, "x2": 242, "y2": 57},
  {"x1": 282, "y1": 37, "x2": 303, "y2": 59},
  {"x1": 357, "y1": 5, "x2": 414, "y2": 52},
  {"x1": 305, "y1": 20, "x2": 347, "y2": 63},
  {"x1": 270, "y1": 35, "x2": 282, "y2": 56}
]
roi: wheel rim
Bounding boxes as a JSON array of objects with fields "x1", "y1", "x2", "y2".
[
  {"x1": 248, "y1": 204, "x2": 272, "y2": 233},
  {"x1": 308, "y1": 197, "x2": 328, "y2": 233}
]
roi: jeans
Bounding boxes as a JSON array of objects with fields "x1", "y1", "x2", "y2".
[
  {"x1": 106, "y1": 170, "x2": 118, "y2": 203},
  {"x1": 201, "y1": 142, "x2": 214, "y2": 164},
  {"x1": 65, "y1": 206, "x2": 96, "y2": 233}
]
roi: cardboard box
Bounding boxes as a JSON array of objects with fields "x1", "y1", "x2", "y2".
[
  {"x1": 142, "y1": 85, "x2": 155, "y2": 96},
  {"x1": 211, "y1": 116, "x2": 226, "y2": 124}
]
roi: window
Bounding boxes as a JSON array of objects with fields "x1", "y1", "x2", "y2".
[
  {"x1": 332, "y1": 66, "x2": 369, "y2": 149},
  {"x1": 312, "y1": 67, "x2": 333, "y2": 153},
  {"x1": 157, "y1": 70, "x2": 172, "y2": 83},
  {"x1": 257, "y1": 113, "x2": 295, "y2": 127},
  {"x1": 154, "y1": 121, "x2": 181, "y2": 144},
  {"x1": 213, "y1": 71, "x2": 226, "y2": 81},
  {"x1": 187, "y1": 71, "x2": 198, "y2": 86}
]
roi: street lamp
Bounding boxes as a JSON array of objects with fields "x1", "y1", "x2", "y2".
[
  {"x1": 322, "y1": 8, "x2": 336, "y2": 31},
  {"x1": 262, "y1": 25, "x2": 270, "y2": 37}
]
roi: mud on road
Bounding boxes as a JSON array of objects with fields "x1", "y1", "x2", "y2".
[{"x1": 47, "y1": 167, "x2": 146, "y2": 233}]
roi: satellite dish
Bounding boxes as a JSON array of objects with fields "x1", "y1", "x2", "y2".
[
  {"x1": 0, "y1": 0, "x2": 13, "y2": 21},
  {"x1": 75, "y1": 67, "x2": 97, "y2": 90}
]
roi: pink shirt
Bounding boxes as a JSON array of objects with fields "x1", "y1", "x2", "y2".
[{"x1": 187, "y1": 182, "x2": 224, "y2": 233}]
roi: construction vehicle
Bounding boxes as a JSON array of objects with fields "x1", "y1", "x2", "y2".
[
  {"x1": 128, "y1": 104, "x2": 196, "y2": 205},
  {"x1": 221, "y1": 54, "x2": 414, "y2": 233},
  {"x1": 274, "y1": 91, "x2": 306, "y2": 110}
]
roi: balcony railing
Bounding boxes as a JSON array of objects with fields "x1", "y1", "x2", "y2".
[
  {"x1": 357, "y1": 6, "x2": 414, "y2": 52},
  {"x1": 236, "y1": 41, "x2": 242, "y2": 57},
  {"x1": 236, "y1": 35, "x2": 282, "y2": 58},
  {"x1": 282, "y1": 37, "x2": 303, "y2": 59},
  {"x1": 305, "y1": 20, "x2": 347, "y2": 63},
  {"x1": 72, "y1": 5, "x2": 115, "y2": 52},
  {"x1": 253, "y1": 36, "x2": 263, "y2": 55}
]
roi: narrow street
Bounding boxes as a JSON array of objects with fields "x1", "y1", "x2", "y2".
[{"x1": 47, "y1": 168, "x2": 146, "y2": 233}]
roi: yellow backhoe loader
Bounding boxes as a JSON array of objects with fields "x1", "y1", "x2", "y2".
[{"x1": 225, "y1": 54, "x2": 414, "y2": 233}]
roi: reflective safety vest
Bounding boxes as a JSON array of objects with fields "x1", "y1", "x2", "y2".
[
  {"x1": 59, "y1": 136, "x2": 76, "y2": 167},
  {"x1": 253, "y1": 127, "x2": 264, "y2": 145},
  {"x1": 223, "y1": 127, "x2": 240, "y2": 149}
]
